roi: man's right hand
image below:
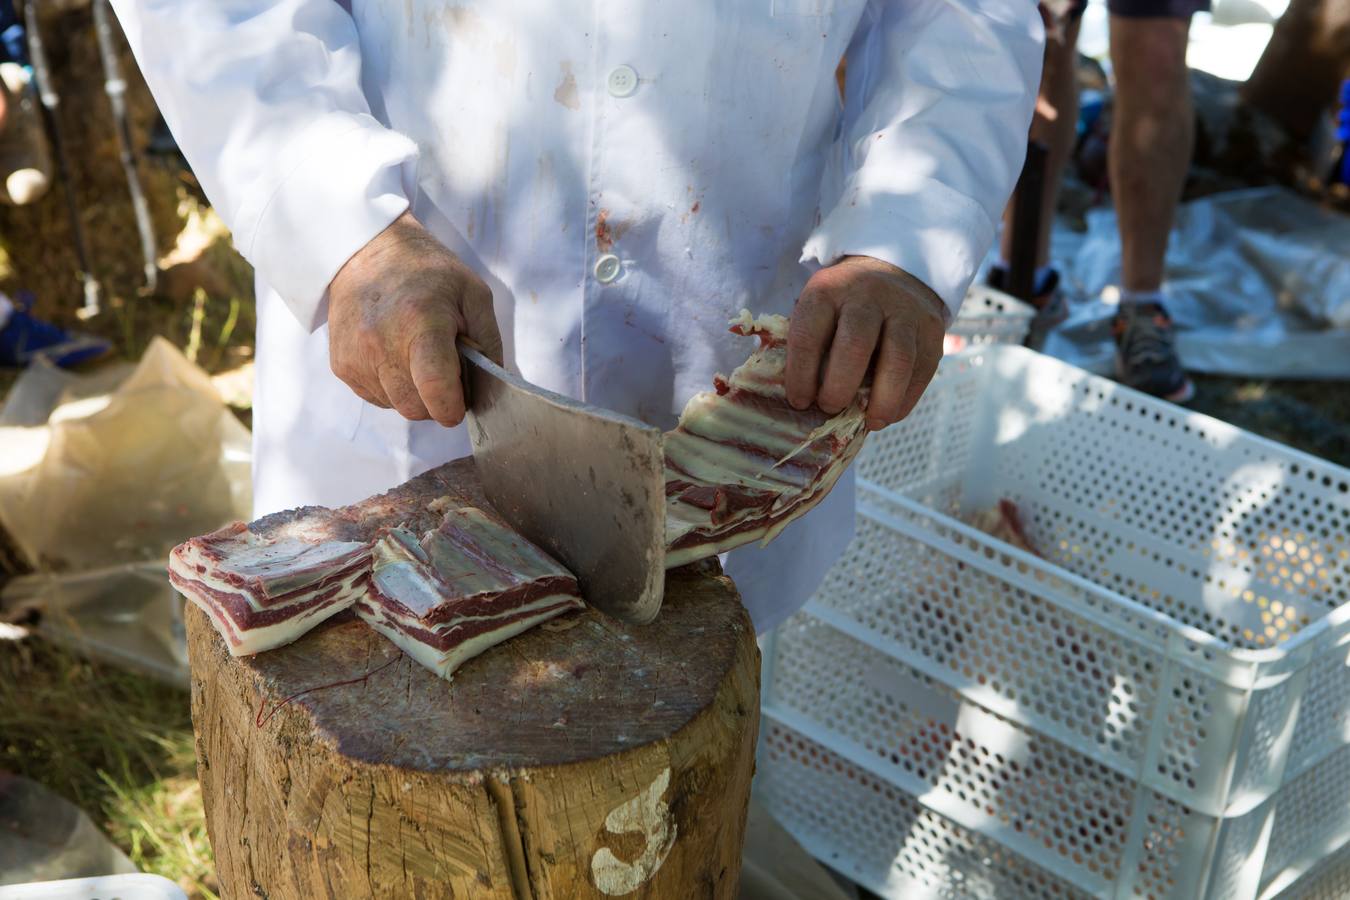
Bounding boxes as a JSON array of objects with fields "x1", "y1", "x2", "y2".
[{"x1": 328, "y1": 211, "x2": 502, "y2": 427}]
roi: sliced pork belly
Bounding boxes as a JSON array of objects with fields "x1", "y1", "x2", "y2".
[
  {"x1": 356, "y1": 507, "x2": 584, "y2": 680},
  {"x1": 664, "y1": 310, "x2": 869, "y2": 568},
  {"x1": 168, "y1": 521, "x2": 371, "y2": 656}
]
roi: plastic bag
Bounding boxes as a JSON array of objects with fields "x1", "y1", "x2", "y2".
[
  {"x1": 0, "y1": 774, "x2": 137, "y2": 885},
  {"x1": 0, "y1": 339, "x2": 250, "y2": 683},
  {"x1": 0, "y1": 336, "x2": 251, "y2": 571},
  {"x1": 0, "y1": 563, "x2": 188, "y2": 685}
]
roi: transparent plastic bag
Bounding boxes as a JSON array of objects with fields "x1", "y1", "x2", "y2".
[
  {"x1": 0, "y1": 774, "x2": 136, "y2": 885},
  {"x1": 0, "y1": 336, "x2": 251, "y2": 571},
  {"x1": 0, "y1": 338, "x2": 249, "y2": 681},
  {"x1": 0, "y1": 563, "x2": 187, "y2": 685}
]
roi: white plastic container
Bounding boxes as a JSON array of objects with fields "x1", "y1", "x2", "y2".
[
  {"x1": 758, "y1": 346, "x2": 1350, "y2": 898},
  {"x1": 0, "y1": 875, "x2": 187, "y2": 900},
  {"x1": 946, "y1": 285, "x2": 1035, "y2": 350},
  {"x1": 762, "y1": 610, "x2": 1350, "y2": 899}
]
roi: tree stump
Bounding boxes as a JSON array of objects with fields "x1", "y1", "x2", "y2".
[{"x1": 186, "y1": 459, "x2": 759, "y2": 899}]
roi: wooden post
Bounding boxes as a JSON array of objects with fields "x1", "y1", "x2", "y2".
[{"x1": 186, "y1": 460, "x2": 760, "y2": 899}]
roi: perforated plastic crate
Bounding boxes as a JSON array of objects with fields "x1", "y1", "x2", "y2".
[
  {"x1": 945, "y1": 285, "x2": 1035, "y2": 351},
  {"x1": 761, "y1": 611, "x2": 1350, "y2": 900},
  {"x1": 833, "y1": 346, "x2": 1350, "y2": 822},
  {"x1": 757, "y1": 345, "x2": 1350, "y2": 898}
]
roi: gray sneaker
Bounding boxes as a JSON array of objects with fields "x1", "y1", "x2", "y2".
[{"x1": 1112, "y1": 302, "x2": 1194, "y2": 403}]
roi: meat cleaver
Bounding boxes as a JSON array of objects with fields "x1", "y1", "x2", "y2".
[{"x1": 460, "y1": 346, "x2": 666, "y2": 624}]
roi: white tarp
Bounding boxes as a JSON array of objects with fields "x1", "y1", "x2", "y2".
[{"x1": 1039, "y1": 187, "x2": 1350, "y2": 380}]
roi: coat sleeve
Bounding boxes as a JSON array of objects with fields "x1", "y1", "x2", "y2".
[
  {"x1": 800, "y1": 0, "x2": 1044, "y2": 319},
  {"x1": 111, "y1": 0, "x2": 419, "y2": 331}
]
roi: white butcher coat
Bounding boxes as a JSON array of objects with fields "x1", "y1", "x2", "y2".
[{"x1": 114, "y1": 0, "x2": 1042, "y2": 632}]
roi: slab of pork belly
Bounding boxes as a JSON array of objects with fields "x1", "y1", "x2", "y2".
[
  {"x1": 357, "y1": 506, "x2": 584, "y2": 680},
  {"x1": 168, "y1": 519, "x2": 372, "y2": 656},
  {"x1": 664, "y1": 310, "x2": 869, "y2": 567}
]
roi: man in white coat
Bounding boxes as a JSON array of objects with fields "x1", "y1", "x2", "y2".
[{"x1": 113, "y1": 0, "x2": 1042, "y2": 633}]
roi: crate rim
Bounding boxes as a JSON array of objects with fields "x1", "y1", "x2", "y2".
[{"x1": 883, "y1": 345, "x2": 1350, "y2": 669}]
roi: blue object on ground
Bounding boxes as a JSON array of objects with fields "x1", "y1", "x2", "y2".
[
  {"x1": 0, "y1": 294, "x2": 109, "y2": 369},
  {"x1": 1336, "y1": 79, "x2": 1350, "y2": 185}
]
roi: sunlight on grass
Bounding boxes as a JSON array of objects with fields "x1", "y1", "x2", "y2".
[{"x1": 0, "y1": 638, "x2": 217, "y2": 898}]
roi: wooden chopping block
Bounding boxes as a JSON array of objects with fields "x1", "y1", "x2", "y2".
[{"x1": 185, "y1": 459, "x2": 760, "y2": 899}]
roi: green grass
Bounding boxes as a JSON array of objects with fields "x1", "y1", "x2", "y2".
[{"x1": 0, "y1": 636, "x2": 217, "y2": 898}]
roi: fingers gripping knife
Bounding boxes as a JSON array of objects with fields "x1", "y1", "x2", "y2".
[{"x1": 460, "y1": 347, "x2": 667, "y2": 624}]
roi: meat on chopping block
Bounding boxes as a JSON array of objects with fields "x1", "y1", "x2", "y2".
[
  {"x1": 187, "y1": 458, "x2": 759, "y2": 900},
  {"x1": 665, "y1": 310, "x2": 869, "y2": 567},
  {"x1": 170, "y1": 491, "x2": 584, "y2": 679},
  {"x1": 356, "y1": 506, "x2": 584, "y2": 679},
  {"x1": 168, "y1": 517, "x2": 371, "y2": 655}
]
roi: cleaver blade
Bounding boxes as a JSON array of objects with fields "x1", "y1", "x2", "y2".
[{"x1": 460, "y1": 346, "x2": 666, "y2": 624}]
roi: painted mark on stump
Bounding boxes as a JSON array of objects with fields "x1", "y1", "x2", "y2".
[{"x1": 590, "y1": 767, "x2": 677, "y2": 895}]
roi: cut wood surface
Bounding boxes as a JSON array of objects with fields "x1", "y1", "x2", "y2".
[{"x1": 187, "y1": 458, "x2": 760, "y2": 899}]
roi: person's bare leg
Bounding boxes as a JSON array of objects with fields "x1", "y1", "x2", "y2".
[
  {"x1": 1109, "y1": 15, "x2": 1192, "y2": 293},
  {"x1": 1106, "y1": 14, "x2": 1195, "y2": 401},
  {"x1": 998, "y1": 12, "x2": 1083, "y2": 274}
]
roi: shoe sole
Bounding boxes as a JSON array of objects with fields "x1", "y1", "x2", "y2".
[{"x1": 1114, "y1": 357, "x2": 1195, "y2": 405}]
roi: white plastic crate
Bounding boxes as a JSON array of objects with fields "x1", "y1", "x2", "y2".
[
  {"x1": 835, "y1": 346, "x2": 1350, "y2": 821},
  {"x1": 946, "y1": 285, "x2": 1035, "y2": 350},
  {"x1": 761, "y1": 611, "x2": 1350, "y2": 900},
  {"x1": 756, "y1": 345, "x2": 1350, "y2": 898},
  {"x1": 0, "y1": 875, "x2": 187, "y2": 900}
]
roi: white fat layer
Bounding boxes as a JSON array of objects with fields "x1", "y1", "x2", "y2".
[
  {"x1": 730, "y1": 309, "x2": 788, "y2": 340},
  {"x1": 674, "y1": 393, "x2": 830, "y2": 463},
  {"x1": 664, "y1": 431, "x2": 805, "y2": 493},
  {"x1": 183, "y1": 571, "x2": 366, "y2": 656},
  {"x1": 369, "y1": 591, "x2": 579, "y2": 635},
  {"x1": 664, "y1": 421, "x2": 864, "y2": 560},
  {"x1": 172, "y1": 539, "x2": 369, "y2": 608},
  {"x1": 356, "y1": 594, "x2": 579, "y2": 680},
  {"x1": 168, "y1": 552, "x2": 366, "y2": 614}
]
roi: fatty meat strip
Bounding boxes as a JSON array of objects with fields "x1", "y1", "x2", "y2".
[
  {"x1": 356, "y1": 506, "x2": 585, "y2": 679},
  {"x1": 664, "y1": 310, "x2": 870, "y2": 567},
  {"x1": 168, "y1": 521, "x2": 371, "y2": 655}
]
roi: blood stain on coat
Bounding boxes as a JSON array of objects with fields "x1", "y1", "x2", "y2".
[
  {"x1": 596, "y1": 208, "x2": 614, "y2": 251},
  {"x1": 554, "y1": 62, "x2": 581, "y2": 110},
  {"x1": 690, "y1": 201, "x2": 701, "y2": 214}
]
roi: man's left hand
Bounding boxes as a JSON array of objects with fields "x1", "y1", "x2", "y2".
[{"x1": 785, "y1": 255, "x2": 946, "y2": 431}]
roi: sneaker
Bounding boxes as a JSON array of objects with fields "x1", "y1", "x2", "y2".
[
  {"x1": 1111, "y1": 302, "x2": 1195, "y2": 403},
  {"x1": 986, "y1": 265, "x2": 1069, "y2": 351},
  {"x1": 0, "y1": 294, "x2": 110, "y2": 368}
]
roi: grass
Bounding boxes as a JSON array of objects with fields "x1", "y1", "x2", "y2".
[{"x1": 0, "y1": 634, "x2": 217, "y2": 898}]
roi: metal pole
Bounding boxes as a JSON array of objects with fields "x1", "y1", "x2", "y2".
[
  {"x1": 24, "y1": 0, "x2": 101, "y2": 318},
  {"x1": 93, "y1": 0, "x2": 157, "y2": 293}
]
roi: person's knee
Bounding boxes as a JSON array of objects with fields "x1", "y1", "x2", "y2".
[{"x1": 1111, "y1": 17, "x2": 1191, "y2": 107}]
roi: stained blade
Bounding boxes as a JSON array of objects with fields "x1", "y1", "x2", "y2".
[{"x1": 461, "y1": 347, "x2": 666, "y2": 623}]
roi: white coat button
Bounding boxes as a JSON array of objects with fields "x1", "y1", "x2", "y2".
[
  {"x1": 607, "y1": 65, "x2": 638, "y2": 98},
  {"x1": 594, "y1": 254, "x2": 621, "y2": 283}
]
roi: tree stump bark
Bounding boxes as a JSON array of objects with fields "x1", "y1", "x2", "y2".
[{"x1": 185, "y1": 459, "x2": 760, "y2": 899}]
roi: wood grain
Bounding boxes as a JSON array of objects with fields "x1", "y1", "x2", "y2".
[{"x1": 188, "y1": 459, "x2": 760, "y2": 899}]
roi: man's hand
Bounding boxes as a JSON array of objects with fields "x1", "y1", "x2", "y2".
[
  {"x1": 328, "y1": 212, "x2": 503, "y2": 427},
  {"x1": 785, "y1": 255, "x2": 945, "y2": 431}
]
